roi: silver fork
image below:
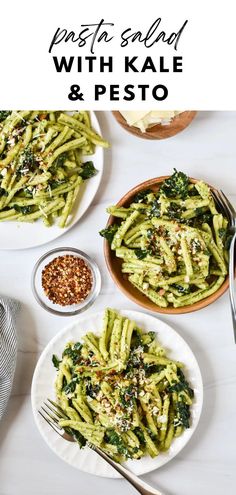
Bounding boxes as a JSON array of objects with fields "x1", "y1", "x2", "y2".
[
  {"x1": 212, "y1": 189, "x2": 236, "y2": 341},
  {"x1": 39, "y1": 399, "x2": 164, "y2": 495}
]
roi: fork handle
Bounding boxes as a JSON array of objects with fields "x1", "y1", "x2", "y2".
[
  {"x1": 229, "y1": 232, "x2": 236, "y2": 342},
  {"x1": 92, "y1": 445, "x2": 163, "y2": 495}
]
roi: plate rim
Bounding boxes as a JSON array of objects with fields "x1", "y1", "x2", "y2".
[
  {"x1": 31, "y1": 309, "x2": 203, "y2": 478},
  {"x1": 0, "y1": 111, "x2": 104, "y2": 250}
]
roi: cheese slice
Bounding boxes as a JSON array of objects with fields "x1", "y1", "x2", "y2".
[
  {"x1": 120, "y1": 111, "x2": 184, "y2": 132},
  {"x1": 120, "y1": 111, "x2": 150, "y2": 127}
]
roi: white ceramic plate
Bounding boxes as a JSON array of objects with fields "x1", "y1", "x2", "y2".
[
  {"x1": 0, "y1": 112, "x2": 104, "y2": 250},
  {"x1": 31, "y1": 310, "x2": 203, "y2": 478}
]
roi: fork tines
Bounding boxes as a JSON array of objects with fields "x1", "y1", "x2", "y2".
[
  {"x1": 212, "y1": 190, "x2": 229, "y2": 221},
  {"x1": 38, "y1": 399, "x2": 65, "y2": 435},
  {"x1": 220, "y1": 190, "x2": 236, "y2": 221},
  {"x1": 212, "y1": 189, "x2": 236, "y2": 226},
  {"x1": 211, "y1": 190, "x2": 223, "y2": 213}
]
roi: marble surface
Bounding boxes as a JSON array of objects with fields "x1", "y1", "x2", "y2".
[{"x1": 0, "y1": 111, "x2": 236, "y2": 495}]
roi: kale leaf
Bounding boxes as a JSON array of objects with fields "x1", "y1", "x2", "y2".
[
  {"x1": 0, "y1": 111, "x2": 11, "y2": 122},
  {"x1": 86, "y1": 381, "x2": 100, "y2": 399},
  {"x1": 72, "y1": 429, "x2": 86, "y2": 448},
  {"x1": 169, "y1": 369, "x2": 194, "y2": 398},
  {"x1": 52, "y1": 354, "x2": 61, "y2": 369},
  {"x1": 144, "y1": 363, "x2": 164, "y2": 376},
  {"x1": 187, "y1": 209, "x2": 212, "y2": 228},
  {"x1": 133, "y1": 189, "x2": 152, "y2": 204},
  {"x1": 166, "y1": 202, "x2": 183, "y2": 220},
  {"x1": 160, "y1": 169, "x2": 189, "y2": 199},
  {"x1": 0, "y1": 187, "x2": 8, "y2": 197},
  {"x1": 196, "y1": 209, "x2": 212, "y2": 223},
  {"x1": 49, "y1": 179, "x2": 67, "y2": 190},
  {"x1": 134, "y1": 248, "x2": 148, "y2": 260},
  {"x1": 188, "y1": 185, "x2": 198, "y2": 197},
  {"x1": 133, "y1": 427, "x2": 145, "y2": 445},
  {"x1": 130, "y1": 329, "x2": 143, "y2": 350},
  {"x1": 191, "y1": 239, "x2": 202, "y2": 253},
  {"x1": 105, "y1": 429, "x2": 129, "y2": 456},
  {"x1": 99, "y1": 224, "x2": 118, "y2": 244},
  {"x1": 80, "y1": 161, "x2": 98, "y2": 180},
  {"x1": 55, "y1": 153, "x2": 66, "y2": 167},
  {"x1": 172, "y1": 283, "x2": 191, "y2": 295},
  {"x1": 176, "y1": 401, "x2": 191, "y2": 428},
  {"x1": 149, "y1": 200, "x2": 161, "y2": 218},
  {"x1": 19, "y1": 148, "x2": 37, "y2": 174},
  {"x1": 63, "y1": 380, "x2": 76, "y2": 395},
  {"x1": 13, "y1": 204, "x2": 34, "y2": 215},
  {"x1": 62, "y1": 343, "x2": 82, "y2": 365},
  {"x1": 23, "y1": 187, "x2": 33, "y2": 198},
  {"x1": 48, "y1": 154, "x2": 67, "y2": 174},
  {"x1": 147, "y1": 331, "x2": 156, "y2": 342}
]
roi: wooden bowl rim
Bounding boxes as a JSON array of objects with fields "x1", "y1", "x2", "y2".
[
  {"x1": 104, "y1": 176, "x2": 230, "y2": 315},
  {"x1": 112, "y1": 111, "x2": 197, "y2": 140}
]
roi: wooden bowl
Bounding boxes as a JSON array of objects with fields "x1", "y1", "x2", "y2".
[
  {"x1": 112, "y1": 111, "x2": 197, "y2": 140},
  {"x1": 104, "y1": 176, "x2": 230, "y2": 315}
]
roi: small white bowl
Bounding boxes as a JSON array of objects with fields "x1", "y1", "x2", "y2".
[{"x1": 32, "y1": 247, "x2": 101, "y2": 316}]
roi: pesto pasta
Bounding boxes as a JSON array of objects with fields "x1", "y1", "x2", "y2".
[
  {"x1": 100, "y1": 170, "x2": 229, "y2": 308},
  {"x1": 0, "y1": 111, "x2": 108, "y2": 227},
  {"x1": 52, "y1": 308, "x2": 194, "y2": 462}
]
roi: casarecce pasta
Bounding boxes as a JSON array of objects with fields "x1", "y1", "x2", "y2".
[
  {"x1": 100, "y1": 170, "x2": 229, "y2": 308},
  {"x1": 52, "y1": 308, "x2": 194, "y2": 462}
]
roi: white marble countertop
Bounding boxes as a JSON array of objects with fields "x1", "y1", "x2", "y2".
[{"x1": 0, "y1": 111, "x2": 236, "y2": 495}]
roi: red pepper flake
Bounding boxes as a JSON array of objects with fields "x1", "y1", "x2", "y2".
[
  {"x1": 95, "y1": 370, "x2": 104, "y2": 378},
  {"x1": 42, "y1": 255, "x2": 93, "y2": 306}
]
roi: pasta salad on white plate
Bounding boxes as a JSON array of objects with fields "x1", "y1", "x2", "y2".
[
  {"x1": 0, "y1": 111, "x2": 107, "y2": 249},
  {"x1": 31, "y1": 309, "x2": 203, "y2": 478}
]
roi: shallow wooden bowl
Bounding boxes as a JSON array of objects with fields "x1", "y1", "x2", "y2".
[
  {"x1": 112, "y1": 111, "x2": 197, "y2": 140},
  {"x1": 104, "y1": 176, "x2": 230, "y2": 315}
]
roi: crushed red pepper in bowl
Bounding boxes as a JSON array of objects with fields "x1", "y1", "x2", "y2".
[
  {"x1": 42, "y1": 255, "x2": 93, "y2": 306},
  {"x1": 32, "y1": 247, "x2": 101, "y2": 316}
]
